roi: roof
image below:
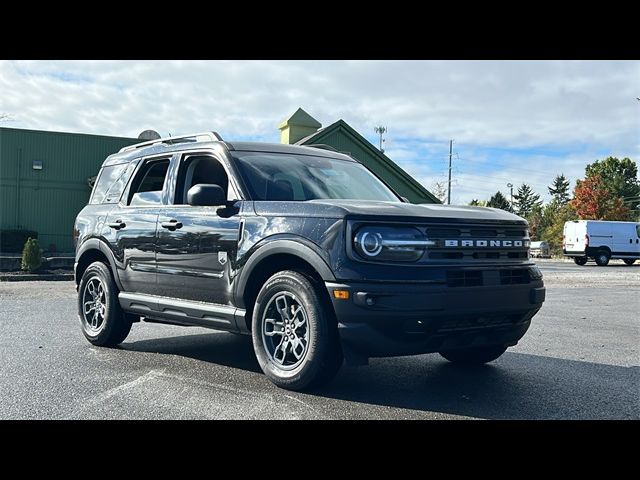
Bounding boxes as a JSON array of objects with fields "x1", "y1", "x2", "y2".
[
  {"x1": 102, "y1": 139, "x2": 355, "y2": 166},
  {"x1": 295, "y1": 119, "x2": 440, "y2": 204},
  {"x1": 278, "y1": 108, "x2": 322, "y2": 130}
]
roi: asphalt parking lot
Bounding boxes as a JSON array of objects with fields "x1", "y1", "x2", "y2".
[{"x1": 0, "y1": 260, "x2": 638, "y2": 420}]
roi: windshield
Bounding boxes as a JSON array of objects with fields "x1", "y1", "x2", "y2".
[{"x1": 233, "y1": 151, "x2": 401, "y2": 202}]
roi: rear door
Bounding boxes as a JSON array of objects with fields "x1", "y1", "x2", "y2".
[
  {"x1": 104, "y1": 155, "x2": 173, "y2": 294},
  {"x1": 155, "y1": 152, "x2": 243, "y2": 304},
  {"x1": 564, "y1": 221, "x2": 585, "y2": 253}
]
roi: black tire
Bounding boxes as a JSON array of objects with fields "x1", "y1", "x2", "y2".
[
  {"x1": 573, "y1": 256, "x2": 588, "y2": 266},
  {"x1": 78, "y1": 261, "x2": 132, "y2": 347},
  {"x1": 251, "y1": 270, "x2": 343, "y2": 391},
  {"x1": 594, "y1": 250, "x2": 610, "y2": 266},
  {"x1": 623, "y1": 259, "x2": 636, "y2": 266},
  {"x1": 439, "y1": 345, "x2": 507, "y2": 365}
]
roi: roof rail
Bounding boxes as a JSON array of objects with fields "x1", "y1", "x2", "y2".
[
  {"x1": 307, "y1": 143, "x2": 338, "y2": 152},
  {"x1": 119, "y1": 131, "x2": 224, "y2": 153}
]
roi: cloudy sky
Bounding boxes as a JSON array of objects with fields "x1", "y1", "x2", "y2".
[{"x1": 1, "y1": 60, "x2": 638, "y2": 204}]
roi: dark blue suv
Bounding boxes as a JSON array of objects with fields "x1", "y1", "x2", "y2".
[{"x1": 74, "y1": 132, "x2": 545, "y2": 390}]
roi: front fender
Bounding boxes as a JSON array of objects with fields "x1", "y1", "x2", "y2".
[{"x1": 233, "y1": 237, "x2": 336, "y2": 308}]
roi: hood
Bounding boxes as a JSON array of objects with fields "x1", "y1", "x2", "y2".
[{"x1": 253, "y1": 199, "x2": 527, "y2": 224}]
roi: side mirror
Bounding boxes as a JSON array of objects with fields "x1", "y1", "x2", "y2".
[{"x1": 187, "y1": 184, "x2": 226, "y2": 207}]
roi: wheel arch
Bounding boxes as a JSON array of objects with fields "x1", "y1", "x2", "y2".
[
  {"x1": 75, "y1": 238, "x2": 122, "y2": 290},
  {"x1": 235, "y1": 240, "x2": 336, "y2": 331}
]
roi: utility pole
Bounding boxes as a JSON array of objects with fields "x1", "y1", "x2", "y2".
[
  {"x1": 447, "y1": 139, "x2": 453, "y2": 205},
  {"x1": 374, "y1": 126, "x2": 387, "y2": 153},
  {"x1": 507, "y1": 183, "x2": 514, "y2": 212}
]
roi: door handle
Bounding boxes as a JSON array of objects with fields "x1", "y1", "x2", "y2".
[
  {"x1": 161, "y1": 220, "x2": 183, "y2": 230},
  {"x1": 108, "y1": 220, "x2": 126, "y2": 230}
]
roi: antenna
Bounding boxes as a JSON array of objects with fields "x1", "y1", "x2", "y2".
[{"x1": 374, "y1": 126, "x2": 387, "y2": 153}]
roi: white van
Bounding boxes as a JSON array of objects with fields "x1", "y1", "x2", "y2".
[{"x1": 563, "y1": 220, "x2": 640, "y2": 266}]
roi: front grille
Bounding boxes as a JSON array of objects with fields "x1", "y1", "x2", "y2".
[
  {"x1": 425, "y1": 226, "x2": 526, "y2": 238},
  {"x1": 447, "y1": 270, "x2": 483, "y2": 287},
  {"x1": 446, "y1": 268, "x2": 531, "y2": 287},
  {"x1": 421, "y1": 222, "x2": 529, "y2": 263},
  {"x1": 500, "y1": 269, "x2": 530, "y2": 285},
  {"x1": 437, "y1": 314, "x2": 524, "y2": 332}
]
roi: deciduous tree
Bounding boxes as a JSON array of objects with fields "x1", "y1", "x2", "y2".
[{"x1": 571, "y1": 176, "x2": 630, "y2": 221}]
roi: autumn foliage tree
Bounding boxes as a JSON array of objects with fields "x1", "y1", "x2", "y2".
[{"x1": 570, "y1": 176, "x2": 630, "y2": 221}]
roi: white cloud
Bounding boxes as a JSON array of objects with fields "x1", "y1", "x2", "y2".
[{"x1": 1, "y1": 59, "x2": 638, "y2": 204}]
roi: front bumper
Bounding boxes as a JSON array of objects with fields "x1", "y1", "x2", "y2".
[{"x1": 326, "y1": 278, "x2": 545, "y2": 360}]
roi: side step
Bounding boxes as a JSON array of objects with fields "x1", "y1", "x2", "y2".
[{"x1": 118, "y1": 292, "x2": 247, "y2": 333}]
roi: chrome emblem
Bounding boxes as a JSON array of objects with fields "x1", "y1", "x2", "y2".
[
  {"x1": 444, "y1": 239, "x2": 528, "y2": 248},
  {"x1": 218, "y1": 251, "x2": 228, "y2": 265}
]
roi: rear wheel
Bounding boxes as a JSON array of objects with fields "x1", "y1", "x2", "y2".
[
  {"x1": 623, "y1": 259, "x2": 636, "y2": 266},
  {"x1": 439, "y1": 346, "x2": 507, "y2": 365},
  {"x1": 594, "y1": 250, "x2": 610, "y2": 266},
  {"x1": 252, "y1": 270, "x2": 343, "y2": 391},
  {"x1": 573, "y1": 256, "x2": 588, "y2": 266},
  {"x1": 78, "y1": 261, "x2": 132, "y2": 347}
]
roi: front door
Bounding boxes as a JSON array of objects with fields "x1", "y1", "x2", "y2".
[{"x1": 155, "y1": 153, "x2": 242, "y2": 304}]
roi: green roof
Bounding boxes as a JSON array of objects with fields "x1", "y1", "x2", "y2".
[{"x1": 278, "y1": 107, "x2": 322, "y2": 130}]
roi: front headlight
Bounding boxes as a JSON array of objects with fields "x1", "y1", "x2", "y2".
[{"x1": 353, "y1": 226, "x2": 434, "y2": 262}]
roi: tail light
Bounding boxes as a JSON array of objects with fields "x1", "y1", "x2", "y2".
[
  {"x1": 562, "y1": 235, "x2": 565, "y2": 248},
  {"x1": 585, "y1": 234, "x2": 589, "y2": 247}
]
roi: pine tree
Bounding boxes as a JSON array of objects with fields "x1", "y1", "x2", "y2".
[
  {"x1": 548, "y1": 174, "x2": 571, "y2": 205},
  {"x1": 486, "y1": 191, "x2": 511, "y2": 211},
  {"x1": 513, "y1": 183, "x2": 542, "y2": 217}
]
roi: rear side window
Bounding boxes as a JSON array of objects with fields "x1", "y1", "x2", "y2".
[
  {"x1": 636, "y1": 225, "x2": 640, "y2": 238},
  {"x1": 90, "y1": 163, "x2": 135, "y2": 204},
  {"x1": 128, "y1": 159, "x2": 170, "y2": 206}
]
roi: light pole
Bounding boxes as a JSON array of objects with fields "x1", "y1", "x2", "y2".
[
  {"x1": 507, "y1": 183, "x2": 514, "y2": 212},
  {"x1": 374, "y1": 126, "x2": 386, "y2": 153}
]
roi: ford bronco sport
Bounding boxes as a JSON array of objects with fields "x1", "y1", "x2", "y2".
[{"x1": 74, "y1": 132, "x2": 546, "y2": 390}]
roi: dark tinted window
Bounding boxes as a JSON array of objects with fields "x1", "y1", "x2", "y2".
[
  {"x1": 233, "y1": 152, "x2": 400, "y2": 202},
  {"x1": 174, "y1": 155, "x2": 230, "y2": 205},
  {"x1": 128, "y1": 159, "x2": 170, "y2": 206},
  {"x1": 90, "y1": 163, "x2": 129, "y2": 204}
]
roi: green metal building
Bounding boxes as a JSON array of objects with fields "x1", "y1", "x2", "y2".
[
  {"x1": 1, "y1": 111, "x2": 435, "y2": 254},
  {"x1": 0, "y1": 127, "x2": 138, "y2": 253}
]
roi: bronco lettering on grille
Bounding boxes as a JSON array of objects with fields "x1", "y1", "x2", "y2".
[{"x1": 443, "y1": 239, "x2": 528, "y2": 248}]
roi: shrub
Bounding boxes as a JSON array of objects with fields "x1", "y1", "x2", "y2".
[{"x1": 21, "y1": 237, "x2": 43, "y2": 273}]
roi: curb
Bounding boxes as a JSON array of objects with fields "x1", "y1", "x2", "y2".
[{"x1": 0, "y1": 273, "x2": 74, "y2": 282}]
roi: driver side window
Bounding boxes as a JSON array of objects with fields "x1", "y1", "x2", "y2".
[{"x1": 174, "y1": 155, "x2": 231, "y2": 205}]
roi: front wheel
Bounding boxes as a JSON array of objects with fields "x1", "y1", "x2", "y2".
[
  {"x1": 251, "y1": 270, "x2": 343, "y2": 391},
  {"x1": 78, "y1": 261, "x2": 132, "y2": 347},
  {"x1": 623, "y1": 259, "x2": 636, "y2": 266},
  {"x1": 439, "y1": 346, "x2": 507, "y2": 365},
  {"x1": 594, "y1": 250, "x2": 610, "y2": 266},
  {"x1": 573, "y1": 256, "x2": 588, "y2": 266}
]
